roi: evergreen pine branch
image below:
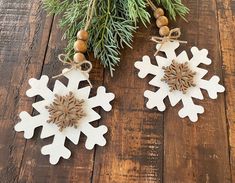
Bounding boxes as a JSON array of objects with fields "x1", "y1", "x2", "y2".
[
  {"x1": 91, "y1": 0, "x2": 137, "y2": 75},
  {"x1": 43, "y1": 0, "x2": 189, "y2": 76}
]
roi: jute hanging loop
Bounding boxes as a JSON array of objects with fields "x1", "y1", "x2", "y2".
[
  {"x1": 53, "y1": 54, "x2": 93, "y2": 87},
  {"x1": 151, "y1": 28, "x2": 187, "y2": 56}
]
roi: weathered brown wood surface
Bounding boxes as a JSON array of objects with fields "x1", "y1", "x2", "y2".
[{"x1": 0, "y1": 0, "x2": 234, "y2": 182}]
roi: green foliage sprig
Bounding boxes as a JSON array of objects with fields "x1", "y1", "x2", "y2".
[
  {"x1": 43, "y1": 0, "x2": 189, "y2": 76},
  {"x1": 155, "y1": 0, "x2": 189, "y2": 20}
]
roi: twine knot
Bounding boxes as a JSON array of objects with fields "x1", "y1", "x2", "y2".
[
  {"x1": 151, "y1": 28, "x2": 187, "y2": 56},
  {"x1": 53, "y1": 54, "x2": 93, "y2": 87}
]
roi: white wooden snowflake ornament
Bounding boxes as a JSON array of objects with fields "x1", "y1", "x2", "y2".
[
  {"x1": 134, "y1": 41, "x2": 225, "y2": 122},
  {"x1": 14, "y1": 68, "x2": 115, "y2": 164}
]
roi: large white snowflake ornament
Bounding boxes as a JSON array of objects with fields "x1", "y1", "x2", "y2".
[
  {"x1": 134, "y1": 41, "x2": 225, "y2": 122},
  {"x1": 15, "y1": 68, "x2": 115, "y2": 164}
]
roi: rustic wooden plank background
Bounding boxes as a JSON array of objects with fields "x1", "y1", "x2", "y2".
[{"x1": 0, "y1": 0, "x2": 234, "y2": 182}]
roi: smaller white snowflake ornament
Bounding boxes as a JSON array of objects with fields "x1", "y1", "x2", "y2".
[
  {"x1": 15, "y1": 68, "x2": 115, "y2": 164},
  {"x1": 134, "y1": 41, "x2": 225, "y2": 122}
]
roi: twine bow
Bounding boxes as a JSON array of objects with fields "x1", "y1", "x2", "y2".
[
  {"x1": 151, "y1": 28, "x2": 187, "y2": 56},
  {"x1": 53, "y1": 54, "x2": 93, "y2": 87}
]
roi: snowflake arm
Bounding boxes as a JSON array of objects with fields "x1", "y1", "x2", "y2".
[
  {"x1": 197, "y1": 76, "x2": 225, "y2": 99},
  {"x1": 87, "y1": 86, "x2": 115, "y2": 111},
  {"x1": 14, "y1": 112, "x2": 47, "y2": 139},
  {"x1": 144, "y1": 88, "x2": 168, "y2": 111},
  {"x1": 26, "y1": 75, "x2": 54, "y2": 101},
  {"x1": 178, "y1": 96, "x2": 204, "y2": 122},
  {"x1": 190, "y1": 47, "x2": 211, "y2": 67},
  {"x1": 63, "y1": 68, "x2": 88, "y2": 90},
  {"x1": 135, "y1": 56, "x2": 160, "y2": 78},
  {"x1": 41, "y1": 133, "x2": 70, "y2": 165},
  {"x1": 156, "y1": 41, "x2": 179, "y2": 59},
  {"x1": 80, "y1": 123, "x2": 108, "y2": 150}
]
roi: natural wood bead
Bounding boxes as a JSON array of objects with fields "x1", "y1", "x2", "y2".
[
  {"x1": 156, "y1": 16, "x2": 169, "y2": 28},
  {"x1": 77, "y1": 29, "x2": 89, "y2": 41},
  {"x1": 74, "y1": 40, "x2": 87, "y2": 53},
  {"x1": 159, "y1": 26, "x2": 170, "y2": 36},
  {"x1": 154, "y1": 8, "x2": 164, "y2": 19},
  {"x1": 74, "y1": 53, "x2": 86, "y2": 62}
]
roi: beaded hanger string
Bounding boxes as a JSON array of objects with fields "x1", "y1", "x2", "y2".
[
  {"x1": 146, "y1": 0, "x2": 187, "y2": 56},
  {"x1": 54, "y1": 0, "x2": 98, "y2": 87}
]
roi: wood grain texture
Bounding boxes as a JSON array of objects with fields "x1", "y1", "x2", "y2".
[
  {"x1": 0, "y1": 0, "x2": 234, "y2": 182},
  {"x1": 91, "y1": 21, "x2": 164, "y2": 183},
  {"x1": 0, "y1": 0, "x2": 53, "y2": 182},
  {"x1": 217, "y1": 0, "x2": 235, "y2": 182}
]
